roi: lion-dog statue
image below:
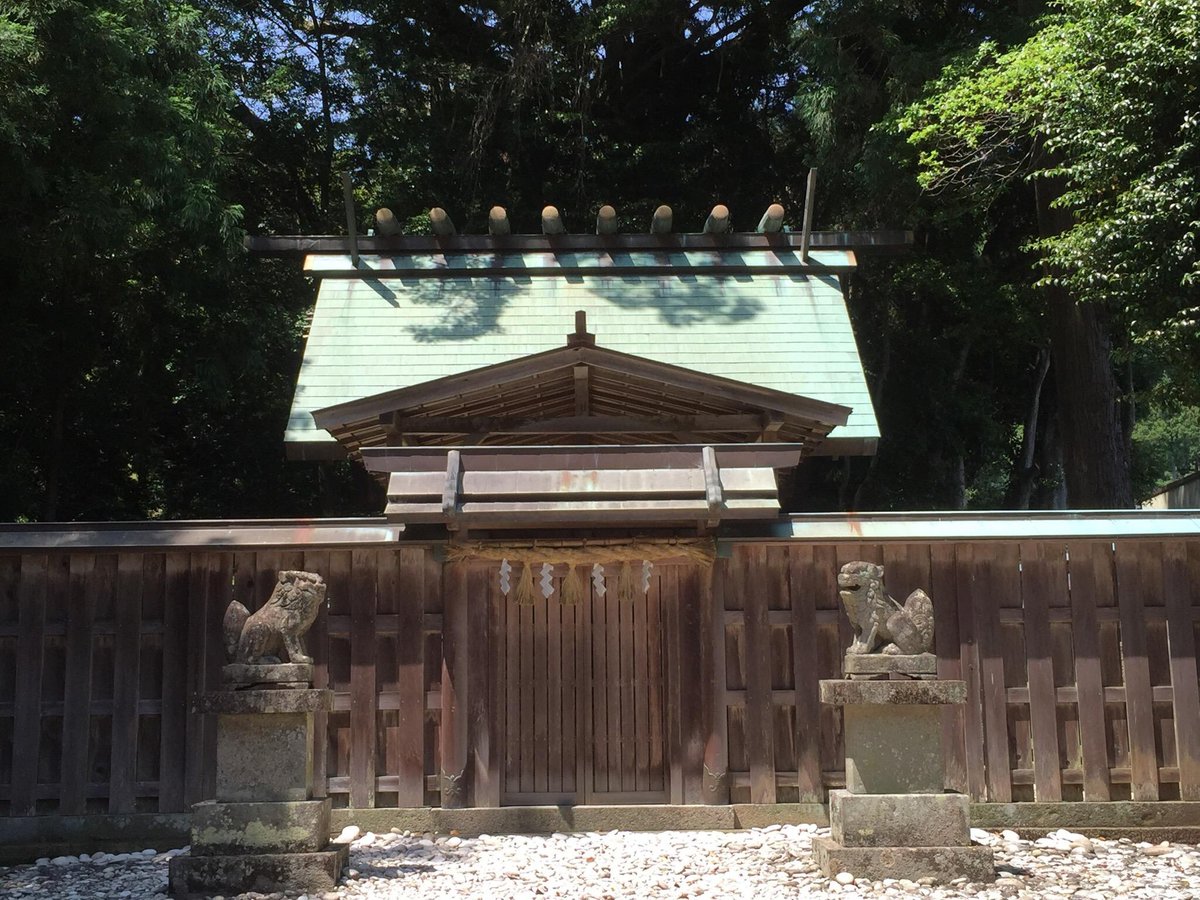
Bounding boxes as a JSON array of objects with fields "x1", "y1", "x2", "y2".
[
  {"x1": 223, "y1": 570, "x2": 326, "y2": 665},
  {"x1": 837, "y1": 561, "x2": 934, "y2": 656}
]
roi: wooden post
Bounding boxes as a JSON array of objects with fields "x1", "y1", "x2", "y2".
[
  {"x1": 542, "y1": 205, "x2": 566, "y2": 235},
  {"x1": 374, "y1": 207, "x2": 402, "y2": 236},
  {"x1": 488, "y1": 206, "x2": 511, "y2": 235},
  {"x1": 342, "y1": 173, "x2": 359, "y2": 266},
  {"x1": 800, "y1": 169, "x2": 817, "y2": 260},
  {"x1": 703, "y1": 559, "x2": 730, "y2": 803},
  {"x1": 757, "y1": 203, "x2": 784, "y2": 234},
  {"x1": 650, "y1": 205, "x2": 673, "y2": 234},
  {"x1": 441, "y1": 562, "x2": 470, "y2": 807},
  {"x1": 703, "y1": 204, "x2": 730, "y2": 234},
  {"x1": 430, "y1": 207, "x2": 456, "y2": 236},
  {"x1": 596, "y1": 205, "x2": 618, "y2": 235},
  {"x1": 350, "y1": 550, "x2": 377, "y2": 809}
]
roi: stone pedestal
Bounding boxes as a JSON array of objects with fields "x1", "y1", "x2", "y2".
[
  {"x1": 815, "y1": 679, "x2": 994, "y2": 884},
  {"x1": 170, "y1": 685, "x2": 346, "y2": 898}
]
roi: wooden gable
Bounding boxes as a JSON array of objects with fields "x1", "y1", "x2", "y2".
[{"x1": 312, "y1": 326, "x2": 850, "y2": 462}]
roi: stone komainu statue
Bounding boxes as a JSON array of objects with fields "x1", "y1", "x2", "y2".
[
  {"x1": 223, "y1": 570, "x2": 326, "y2": 665},
  {"x1": 837, "y1": 561, "x2": 934, "y2": 656}
]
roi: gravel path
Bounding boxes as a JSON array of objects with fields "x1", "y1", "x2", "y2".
[{"x1": 1, "y1": 825, "x2": 1198, "y2": 899}]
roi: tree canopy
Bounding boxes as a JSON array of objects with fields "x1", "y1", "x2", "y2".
[{"x1": 1, "y1": 0, "x2": 1197, "y2": 521}]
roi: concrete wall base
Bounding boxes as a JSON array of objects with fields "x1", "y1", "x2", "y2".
[{"x1": 2, "y1": 802, "x2": 1200, "y2": 866}]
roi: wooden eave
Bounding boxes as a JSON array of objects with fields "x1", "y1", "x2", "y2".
[
  {"x1": 247, "y1": 230, "x2": 913, "y2": 258},
  {"x1": 362, "y1": 444, "x2": 808, "y2": 531},
  {"x1": 311, "y1": 342, "x2": 851, "y2": 460}
]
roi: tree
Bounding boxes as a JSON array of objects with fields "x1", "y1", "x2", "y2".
[{"x1": 897, "y1": 0, "x2": 1200, "y2": 507}]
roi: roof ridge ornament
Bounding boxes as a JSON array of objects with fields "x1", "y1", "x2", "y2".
[{"x1": 567, "y1": 310, "x2": 595, "y2": 347}]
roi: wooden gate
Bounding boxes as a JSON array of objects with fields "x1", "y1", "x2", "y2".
[{"x1": 496, "y1": 564, "x2": 670, "y2": 805}]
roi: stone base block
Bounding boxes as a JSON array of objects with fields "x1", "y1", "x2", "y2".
[
  {"x1": 168, "y1": 845, "x2": 348, "y2": 898},
  {"x1": 215, "y1": 711, "x2": 314, "y2": 803},
  {"x1": 844, "y1": 704, "x2": 944, "y2": 793},
  {"x1": 843, "y1": 653, "x2": 937, "y2": 677},
  {"x1": 191, "y1": 799, "x2": 330, "y2": 856},
  {"x1": 820, "y1": 679, "x2": 966, "y2": 706},
  {"x1": 813, "y1": 836, "x2": 994, "y2": 884},
  {"x1": 223, "y1": 663, "x2": 314, "y2": 688},
  {"x1": 830, "y1": 790, "x2": 969, "y2": 847}
]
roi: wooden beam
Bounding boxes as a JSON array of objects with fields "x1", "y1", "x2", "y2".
[
  {"x1": 430, "y1": 207, "x2": 456, "y2": 236},
  {"x1": 703, "y1": 204, "x2": 730, "y2": 234},
  {"x1": 702, "y1": 445, "x2": 723, "y2": 529},
  {"x1": 488, "y1": 206, "x2": 511, "y2": 236},
  {"x1": 800, "y1": 169, "x2": 817, "y2": 261},
  {"x1": 389, "y1": 413, "x2": 770, "y2": 435},
  {"x1": 442, "y1": 449, "x2": 461, "y2": 528},
  {"x1": 757, "y1": 203, "x2": 784, "y2": 234},
  {"x1": 651, "y1": 205, "x2": 673, "y2": 234},
  {"x1": 245, "y1": 229, "x2": 915, "y2": 256},
  {"x1": 574, "y1": 366, "x2": 590, "y2": 415},
  {"x1": 542, "y1": 205, "x2": 566, "y2": 235},
  {"x1": 374, "y1": 207, "x2": 402, "y2": 236},
  {"x1": 341, "y1": 173, "x2": 359, "y2": 266},
  {"x1": 596, "y1": 205, "x2": 618, "y2": 235},
  {"x1": 760, "y1": 414, "x2": 785, "y2": 442}
]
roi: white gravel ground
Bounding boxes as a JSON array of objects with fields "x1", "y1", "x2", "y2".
[{"x1": 1, "y1": 824, "x2": 1197, "y2": 900}]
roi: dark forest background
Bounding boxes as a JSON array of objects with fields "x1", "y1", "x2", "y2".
[{"x1": 2, "y1": 0, "x2": 1198, "y2": 521}]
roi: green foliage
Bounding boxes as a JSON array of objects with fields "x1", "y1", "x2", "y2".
[
  {"x1": 4, "y1": 0, "x2": 1199, "y2": 519},
  {"x1": 902, "y1": 0, "x2": 1200, "y2": 383}
]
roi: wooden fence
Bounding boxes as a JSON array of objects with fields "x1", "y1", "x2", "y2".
[{"x1": 0, "y1": 515, "x2": 1198, "y2": 816}]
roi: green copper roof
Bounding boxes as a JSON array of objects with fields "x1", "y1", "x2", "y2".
[{"x1": 287, "y1": 258, "x2": 879, "y2": 456}]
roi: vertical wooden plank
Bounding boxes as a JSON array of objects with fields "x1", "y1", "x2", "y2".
[
  {"x1": 679, "y1": 566, "x2": 706, "y2": 803},
  {"x1": 595, "y1": 573, "x2": 612, "y2": 796},
  {"x1": 576, "y1": 575, "x2": 594, "y2": 803},
  {"x1": 468, "y1": 564, "x2": 500, "y2": 806},
  {"x1": 703, "y1": 559, "x2": 730, "y2": 803},
  {"x1": 1020, "y1": 542, "x2": 1064, "y2": 801},
  {"x1": 646, "y1": 567, "x2": 665, "y2": 794},
  {"x1": 549, "y1": 580, "x2": 561, "y2": 792},
  {"x1": 375, "y1": 548, "x2": 399, "y2": 808},
  {"x1": 394, "y1": 548, "x2": 425, "y2": 806},
  {"x1": 619, "y1": 573, "x2": 637, "y2": 793},
  {"x1": 974, "y1": 543, "x2": 1014, "y2": 803},
  {"x1": 743, "y1": 546, "x2": 777, "y2": 804},
  {"x1": 440, "y1": 562, "x2": 469, "y2": 808},
  {"x1": 789, "y1": 545, "x2": 823, "y2": 803},
  {"x1": 1167, "y1": 542, "x2": 1200, "y2": 800},
  {"x1": 520, "y1": 579, "x2": 536, "y2": 794},
  {"x1": 929, "y1": 543, "x2": 966, "y2": 794},
  {"x1": 633, "y1": 567, "x2": 650, "y2": 793},
  {"x1": 533, "y1": 581, "x2": 550, "y2": 795},
  {"x1": 662, "y1": 567, "x2": 683, "y2": 803},
  {"x1": 109, "y1": 553, "x2": 143, "y2": 814},
  {"x1": 1067, "y1": 542, "x2": 1112, "y2": 801},
  {"x1": 488, "y1": 564, "x2": 510, "y2": 803},
  {"x1": 10, "y1": 553, "x2": 47, "y2": 816},
  {"x1": 203, "y1": 554, "x2": 230, "y2": 800},
  {"x1": 505, "y1": 573, "x2": 522, "y2": 798},
  {"x1": 606, "y1": 571, "x2": 625, "y2": 795},
  {"x1": 158, "y1": 552, "x2": 190, "y2": 812},
  {"x1": 561, "y1": 595, "x2": 577, "y2": 795},
  {"x1": 1166, "y1": 542, "x2": 1200, "y2": 801},
  {"x1": 954, "y1": 544, "x2": 988, "y2": 800},
  {"x1": 184, "y1": 553, "x2": 211, "y2": 806},
  {"x1": 302, "y1": 549, "x2": 330, "y2": 800},
  {"x1": 350, "y1": 550, "x2": 377, "y2": 809},
  {"x1": 59, "y1": 554, "x2": 96, "y2": 815},
  {"x1": 1115, "y1": 542, "x2": 1161, "y2": 801}
]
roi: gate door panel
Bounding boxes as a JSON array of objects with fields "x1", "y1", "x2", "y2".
[{"x1": 498, "y1": 566, "x2": 671, "y2": 805}]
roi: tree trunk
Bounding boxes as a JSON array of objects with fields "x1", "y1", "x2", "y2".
[{"x1": 1034, "y1": 165, "x2": 1133, "y2": 508}]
